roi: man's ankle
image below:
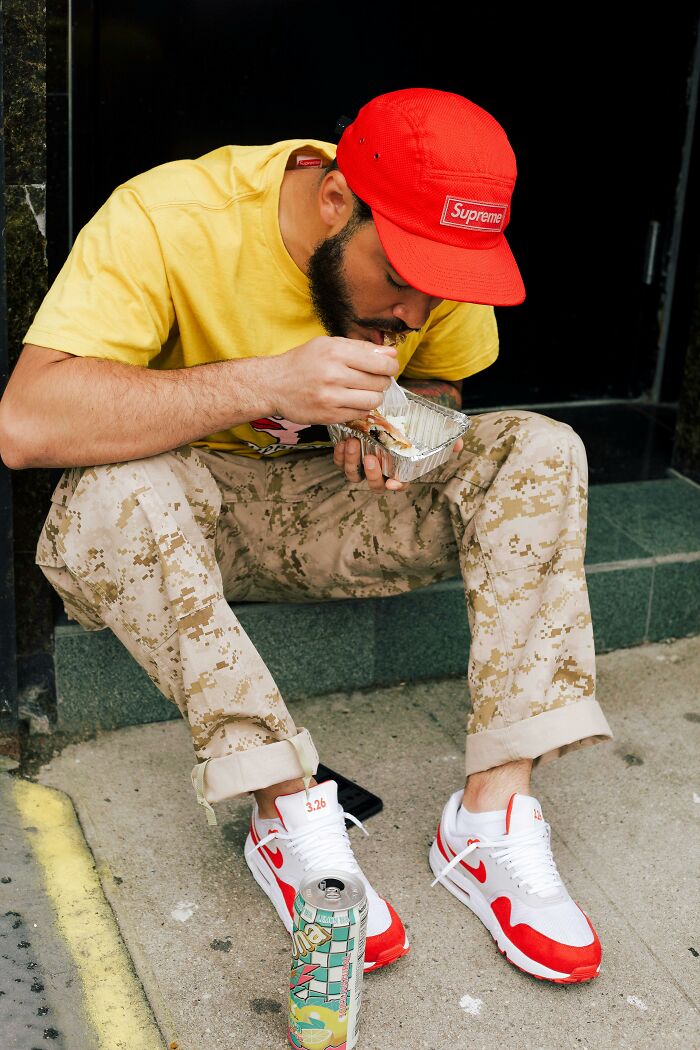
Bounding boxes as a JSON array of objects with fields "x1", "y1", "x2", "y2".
[
  {"x1": 253, "y1": 777, "x2": 318, "y2": 819},
  {"x1": 462, "y1": 759, "x2": 533, "y2": 813}
]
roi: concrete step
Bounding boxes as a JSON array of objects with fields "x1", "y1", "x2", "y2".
[{"x1": 53, "y1": 476, "x2": 700, "y2": 734}]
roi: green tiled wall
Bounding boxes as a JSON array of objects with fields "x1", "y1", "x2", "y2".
[
  {"x1": 53, "y1": 478, "x2": 700, "y2": 734},
  {"x1": 589, "y1": 480, "x2": 700, "y2": 558}
]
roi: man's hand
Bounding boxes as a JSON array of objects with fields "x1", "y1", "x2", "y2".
[
  {"x1": 265, "y1": 337, "x2": 399, "y2": 424},
  {"x1": 334, "y1": 436, "x2": 464, "y2": 492}
]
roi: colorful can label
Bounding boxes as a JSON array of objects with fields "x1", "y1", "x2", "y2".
[{"x1": 288, "y1": 872, "x2": 367, "y2": 1050}]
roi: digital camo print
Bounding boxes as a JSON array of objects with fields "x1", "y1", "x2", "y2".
[{"x1": 36, "y1": 412, "x2": 612, "y2": 808}]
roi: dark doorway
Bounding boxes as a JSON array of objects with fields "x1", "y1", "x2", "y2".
[{"x1": 68, "y1": 4, "x2": 699, "y2": 416}]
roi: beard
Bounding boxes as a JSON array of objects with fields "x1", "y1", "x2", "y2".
[
  {"x1": 307, "y1": 220, "x2": 411, "y2": 341},
  {"x1": 307, "y1": 221, "x2": 357, "y2": 337}
]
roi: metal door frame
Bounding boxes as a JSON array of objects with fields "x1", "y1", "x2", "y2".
[{"x1": 651, "y1": 15, "x2": 700, "y2": 403}]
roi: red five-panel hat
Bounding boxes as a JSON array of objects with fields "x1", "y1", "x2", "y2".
[{"x1": 336, "y1": 87, "x2": 525, "y2": 306}]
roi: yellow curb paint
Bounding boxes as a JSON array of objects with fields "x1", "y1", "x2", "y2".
[{"x1": 12, "y1": 778, "x2": 165, "y2": 1050}]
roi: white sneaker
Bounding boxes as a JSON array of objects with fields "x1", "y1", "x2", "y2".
[
  {"x1": 430, "y1": 790, "x2": 601, "y2": 983},
  {"x1": 245, "y1": 779, "x2": 409, "y2": 972}
]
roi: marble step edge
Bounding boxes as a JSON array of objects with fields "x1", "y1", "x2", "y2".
[{"x1": 51, "y1": 551, "x2": 700, "y2": 734}]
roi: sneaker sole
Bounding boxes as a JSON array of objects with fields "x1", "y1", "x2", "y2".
[
  {"x1": 245, "y1": 833, "x2": 409, "y2": 973},
  {"x1": 429, "y1": 838, "x2": 600, "y2": 985},
  {"x1": 363, "y1": 938, "x2": 411, "y2": 973}
]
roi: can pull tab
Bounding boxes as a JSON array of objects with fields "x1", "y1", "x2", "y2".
[{"x1": 318, "y1": 877, "x2": 346, "y2": 902}]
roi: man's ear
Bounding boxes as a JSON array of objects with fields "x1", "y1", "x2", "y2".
[{"x1": 317, "y1": 169, "x2": 354, "y2": 232}]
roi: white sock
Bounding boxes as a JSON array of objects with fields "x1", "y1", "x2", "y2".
[{"x1": 455, "y1": 804, "x2": 506, "y2": 840}]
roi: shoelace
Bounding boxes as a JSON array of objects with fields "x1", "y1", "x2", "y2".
[
  {"x1": 432, "y1": 822, "x2": 563, "y2": 898},
  {"x1": 246, "y1": 808, "x2": 369, "y2": 874}
]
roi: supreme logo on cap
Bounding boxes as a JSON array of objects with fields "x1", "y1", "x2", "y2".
[{"x1": 440, "y1": 197, "x2": 507, "y2": 232}]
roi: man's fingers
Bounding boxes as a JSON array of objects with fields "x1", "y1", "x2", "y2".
[
  {"x1": 341, "y1": 344, "x2": 400, "y2": 376},
  {"x1": 342, "y1": 369, "x2": 392, "y2": 393},
  {"x1": 333, "y1": 440, "x2": 346, "y2": 468},
  {"x1": 344, "y1": 439, "x2": 362, "y2": 463},
  {"x1": 453, "y1": 437, "x2": 464, "y2": 453},
  {"x1": 365, "y1": 456, "x2": 409, "y2": 492},
  {"x1": 343, "y1": 438, "x2": 364, "y2": 482},
  {"x1": 332, "y1": 389, "x2": 387, "y2": 414},
  {"x1": 363, "y1": 455, "x2": 386, "y2": 492},
  {"x1": 335, "y1": 440, "x2": 408, "y2": 492}
]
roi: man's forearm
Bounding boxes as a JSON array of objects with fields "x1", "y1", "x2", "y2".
[
  {"x1": 0, "y1": 347, "x2": 273, "y2": 469},
  {"x1": 401, "y1": 377, "x2": 463, "y2": 410}
]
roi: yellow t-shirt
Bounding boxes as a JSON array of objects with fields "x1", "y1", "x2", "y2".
[{"x1": 24, "y1": 139, "x2": 499, "y2": 457}]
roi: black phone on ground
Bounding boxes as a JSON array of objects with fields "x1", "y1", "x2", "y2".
[{"x1": 315, "y1": 763, "x2": 383, "y2": 827}]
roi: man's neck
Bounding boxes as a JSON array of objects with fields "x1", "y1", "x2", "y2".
[{"x1": 278, "y1": 168, "x2": 326, "y2": 275}]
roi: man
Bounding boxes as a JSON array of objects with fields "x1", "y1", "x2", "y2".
[{"x1": 0, "y1": 88, "x2": 611, "y2": 983}]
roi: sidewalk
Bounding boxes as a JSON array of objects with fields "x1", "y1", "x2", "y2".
[{"x1": 3, "y1": 635, "x2": 700, "y2": 1049}]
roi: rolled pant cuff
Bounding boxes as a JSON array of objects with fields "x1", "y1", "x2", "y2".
[
  {"x1": 191, "y1": 727, "x2": 319, "y2": 816},
  {"x1": 465, "y1": 700, "x2": 613, "y2": 776}
]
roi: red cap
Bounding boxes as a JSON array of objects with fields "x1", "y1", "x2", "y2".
[{"x1": 335, "y1": 88, "x2": 525, "y2": 306}]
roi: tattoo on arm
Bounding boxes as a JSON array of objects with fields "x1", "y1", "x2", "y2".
[{"x1": 400, "y1": 378, "x2": 463, "y2": 410}]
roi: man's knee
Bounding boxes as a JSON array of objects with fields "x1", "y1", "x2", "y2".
[
  {"x1": 466, "y1": 410, "x2": 587, "y2": 477},
  {"x1": 44, "y1": 448, "x2": 220, "y2": 552},
  {"x1": 512, "y1": 411, "x2": 587, "y2": 466},
  {"x1": 36, "y1": 451, "x2": 192, "y2": 580}
]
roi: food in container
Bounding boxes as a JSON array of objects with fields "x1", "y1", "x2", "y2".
[
  {"x1": 328, "y1": 389, "x2": 471, "y2": 483},
  {"x1": 344, "y1": 410, "x2": 414, "y2": 452}
]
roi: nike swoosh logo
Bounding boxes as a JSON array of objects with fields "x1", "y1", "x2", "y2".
[
  {"x1": 461, "y1": 858, "x2": 487, "y2": 883},
  {"x1": 250, "y1": 823, "x2": 296, "y2": 916},
  {"x1": 250, "y1": 821, "x2": 285, "y2": 869},
  {"x1": 263, "y1": 843, "x2": 284, "y2": 869},
  {"x1": 459, "y1": 836, "x2": 487, "y2": 883},
  {"x1": 437, "y1": 824, "x2": 487, "y2": 884}
]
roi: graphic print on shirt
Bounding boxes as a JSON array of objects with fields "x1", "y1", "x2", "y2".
[
  {"x1": 250, "y1": 416, "x2": 309, "y2": 445},
  {"x1": 246, "y1": 419, "x2": 332, "y2": 455}
]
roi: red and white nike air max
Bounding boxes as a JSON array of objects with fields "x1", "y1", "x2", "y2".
[
  {"x1": 430, "y1": 791, "x2": 601, "y2": 984},
  {"x1": 245, "y1": 779, "x2": 409, "y2": 973}
]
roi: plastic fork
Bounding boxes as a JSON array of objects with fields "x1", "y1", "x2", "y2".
[
  {"x1": 373, "y1": 346, "x2": 410, "y2": 418},
  {"x1": 380, "y1": 375, "x2": 410, "y2": 418}
]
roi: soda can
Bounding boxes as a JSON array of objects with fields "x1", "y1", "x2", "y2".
[{"x1": 288, "y1": 871, "x2": 367, "y2": 1050}]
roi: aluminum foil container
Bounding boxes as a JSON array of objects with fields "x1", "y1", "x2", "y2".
[{"x1": 328, "y1": 389, "x2": 471, "y2": 482}]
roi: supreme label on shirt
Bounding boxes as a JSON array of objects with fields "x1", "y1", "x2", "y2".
[{"x1": 295, "y1": 155, "x2": 324, "y2": 167}]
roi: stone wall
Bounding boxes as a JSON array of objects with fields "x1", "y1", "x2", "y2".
[{"x1": 3, "y1": 0, "x2": 56, "y2": 731}]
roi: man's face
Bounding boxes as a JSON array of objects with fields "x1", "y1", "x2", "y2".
[{"x1": 308, "y1": 217, "x2": 441, "y2": 344}]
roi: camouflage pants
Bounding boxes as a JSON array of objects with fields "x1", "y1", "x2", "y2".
[{"x1": 36, "y1": 411, "x2": 612, "y2": 816}]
